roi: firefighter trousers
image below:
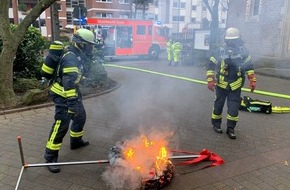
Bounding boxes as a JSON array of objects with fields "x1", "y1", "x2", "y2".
[
  {"x1": 44, "y1": 93, "x2": 86, "y2": 162},
  {"x1": 173, "y1": 50, "x2": 181, "y2": 63},
  {"x1": 211, "y1": 86, "x2": 241, "y2": 129},
  {"x1": 167, "y1": 49, "x2": 173, "y2": 62}
]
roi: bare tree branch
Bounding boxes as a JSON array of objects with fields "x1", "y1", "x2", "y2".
[{"x1": 203, "y1": 0, "x2": 213, "y2": 16}]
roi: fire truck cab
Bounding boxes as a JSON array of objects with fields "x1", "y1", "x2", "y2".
[{"x1": 86, "y1": 18, "x2": 169, "y2": 59}]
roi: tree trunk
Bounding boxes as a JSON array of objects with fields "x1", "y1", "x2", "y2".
[
  {"x1": 0, "y1": 0, "x2": 57, "y2": 109},
  {"x1": 51, "y1": 2, "x2": 60, "y2": 41},
  {"x1": 0, "y1": 50, "x2": 15, "y2": 109},
  {"x1": 209, "y1": 0, "x2": 220, "y2": 54}
]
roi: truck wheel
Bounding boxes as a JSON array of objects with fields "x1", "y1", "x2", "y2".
[{"x1": 148, "y1": 47, "x2": 160, "y2": 59}]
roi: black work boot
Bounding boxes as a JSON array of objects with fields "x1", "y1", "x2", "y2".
[
  {"x1": 44, "y1": 150, "x2": 60, "y2": 173},
  {"x1": 46, "y1": 159, "x2": 60, "y2": 173},
  {"x1": 70, "y1": 140, "x2": 89, "y2": 150},
  {"x1": 213, "y1": 126, "x2": 223, "y2": 134},
  {"x1": 226, "y1": 128, "x2": 236, "y2": 139}
]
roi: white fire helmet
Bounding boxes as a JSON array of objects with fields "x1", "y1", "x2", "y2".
[{"x1": 225, "y1": 27, "x2": 240, "y2": 40}]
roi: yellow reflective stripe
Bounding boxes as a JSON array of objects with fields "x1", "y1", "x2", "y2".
[
  {"x1": 246, "y1": 70, "x2": 255, "y2": 75},
  {"x1": 229, "y1": 77, "x2": 243, "y2": 90},
  {"x1": 227, "y1": 114, "x2": 238, "y2": 121},
  {"x1": 50, "y1": 44, "x2": 64, "y2": 50},
  {"x1": 65, "y1": 89, "x2": 77, "y2": 98},
  {"x1": 212, "y1": 113, "x2": 222, "y2": 119},
  {"x1": 220, "y1": 60, "x2": 226, "y2": 75},
  {"x1": 46, "y1": 120, "x2": 62, "y2": 150},
  {"x1": 217, "y1": 83, "x2": 227, "y2": 89},
  {"x1": 70, "y1": 130, "x2": 84, "y2": 138},
  {"x1": 75, "y1": 75, "x2": 82, "y2": 84},
  {"x1": 207, "y1": 70, "x2": 215, "y2": 76},
  {"x1": 63, "y1": 67, "x2": 78, "y2": 73},
  {"x1": 210, "y1": 57, "x2": 218, "y2": 64},
  {"x1": 251, "y1": 77, "x2": 257, "y2": 82},
  {"x1": 249, "y1": 101, "x2": 271, "y2": 106},
  {"x1": 41, "y1": 64, "x2": 54, "y2": 74},
  {"x1": 217, "y1": 76, "x2": 228, "y2": 89},
  {"x1": 243, "y1": 55, "x2": 251, "y2": 64},
  {"x1": 50, "y1": 82, "x2": 66, "y2": 98},
  {"x1": 207, "y1": 78, "x2": 214, "y2": 82},
  {"x1": 240, "y1": 100, "x2": 246, "y2": 107}
]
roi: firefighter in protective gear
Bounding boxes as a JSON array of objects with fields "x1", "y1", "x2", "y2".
[
  {"x1": 172, "y1": 40, "x2": 182, "y2": 66},
  {"x1": 166, "y1": 38, "x2": 173, "y2": 66},
  {"x1": 94, "y1": 35, "x2": 105, "y2": 63},
  {"x1": 44, "y1": 28, "x2": 96, "y2": 173},
  {"x1": 206, "y1": 27, "x2": 256, "y2": 139}
]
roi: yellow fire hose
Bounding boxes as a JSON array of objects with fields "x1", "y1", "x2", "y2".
[{"x1": 105, "y1": 64, "x2": 290, "y2": 114}]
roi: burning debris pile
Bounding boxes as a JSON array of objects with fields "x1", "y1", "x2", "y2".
[{"x1": 103, "y1": 133, "x2": 174, "y2": 190}]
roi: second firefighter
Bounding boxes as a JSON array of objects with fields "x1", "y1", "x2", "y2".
[{"x1": 206, "y1": 27, "x2": 256, "y2": 139}]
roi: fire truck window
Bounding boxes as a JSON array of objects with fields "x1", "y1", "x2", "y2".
[
  {"x1": 137, "y1": 25, "x2": 146, "y2": 35},
  {"x1": 148, "y1": 26, "x2": 152, "y2": 35},
  {"x1": 116, "y1": 26, "x2": 132, "y2": 48}
]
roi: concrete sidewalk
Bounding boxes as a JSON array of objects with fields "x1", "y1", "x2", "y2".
[
  {"x1": 1, "y1": 61, "x2": 290, "y2": 190},
  {"x1": 255, "y1": 67, "x2": 290, "y2": 80}
]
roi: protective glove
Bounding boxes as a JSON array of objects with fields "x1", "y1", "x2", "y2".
[
  {"x1": 207, "y1": 76, "x2": 216, "y2": 92},
  {"x1": 248, "y1": 74, "x2": 256, "y2": 93},
  {"x1": 67, "y1": 98, "x2": 79, "y2": 118},
  {"x1": 250, "y1": 81, "x2": 256, "y2": 92}
]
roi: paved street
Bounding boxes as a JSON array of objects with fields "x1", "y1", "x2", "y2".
[{"x1": 1, "y1": 57, "x2": 290, "y2": 190}]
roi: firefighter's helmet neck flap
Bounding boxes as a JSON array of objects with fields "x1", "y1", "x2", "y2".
[{"x1": 72, "y1": 28, "x2": 96, "y2": 57}]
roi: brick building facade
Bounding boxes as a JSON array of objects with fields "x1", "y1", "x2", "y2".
[{"x1": 227, "y1": 0, "x2": 290, "y2": 61}]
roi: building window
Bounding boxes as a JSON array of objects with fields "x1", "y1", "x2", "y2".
[
  {"x1": 119, "y1": 0, "x2": 129, "y2": 4},
  {"x1": 180, "y1": 2, "x2": 185, "y2": 8},
  {"x1": 59, "y1": 21, "x2": 63, "y2": 28},
  {"x1": 252, "y1": 0, "x2": 260, "y2": 15},
  {"x1": 192, "y1": 5, "x2": 196, "y2": 11},
  {"x1": 202, "y1": 1, "x2": 207, "y2": 11},
  {"x1": 154, "y1": 14, "x2": 158, "y2": 20},
  {"x1": 191, "y1": 17, "x2": 196, "y2": 23},
  {"x1": 173, "y1": 1, "x2": 185, "y2": 8},
  {"x1": 96, "y1": 0, "x2": 112, "y2": 2},
  {"x1": 119, "y1": 13, "x2": 129, "y2": 18},
  {"x1": 172, "y1": 16, "x2": 185, "y2": 22},
  {"x1": 57, "y1": 3, "x2": 62, "y2": 11},
  {"x1": 96, "y1": 13, "x2": 113, "y2": 18},
  {"x1": 154, "y1": 0, "x2": 158, "y2": 7},
  {"x1": 246, "y1": 0, "x2": 260, "y2": 21}
]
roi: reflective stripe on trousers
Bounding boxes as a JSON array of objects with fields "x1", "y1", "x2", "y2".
[
  {"x1": 211, "y1": 86, "x2": 241, "y2": 129},
  {"x1": 44, "y1": 93, "x2": 86, "y2": 161}
]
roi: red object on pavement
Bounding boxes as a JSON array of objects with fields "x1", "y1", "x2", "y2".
[{"x1": 170, "y1": 149, "x2": 224, "y2": 168}]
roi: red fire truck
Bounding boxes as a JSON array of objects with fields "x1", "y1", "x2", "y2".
[{"x1": 86, "y1": 18, "x2": 169, "y2": 59}]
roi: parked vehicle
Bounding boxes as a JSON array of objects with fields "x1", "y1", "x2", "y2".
[{"x1": 86, "y1": 18, "x2": 169, "y2": 59}]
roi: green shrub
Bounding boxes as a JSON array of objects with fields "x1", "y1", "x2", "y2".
[
  {"x1": 83, "y1": 60, "x2": 108, "y2": 87},
  {"x1": 13, "y1": 78, "x2": 41, "y2": 94},
  {"x1": 18, "y1": 3, "x2": 28, "y2": 12},
  {"x1": 10, "y1": 25, "x2": 47, "y2": 79}
]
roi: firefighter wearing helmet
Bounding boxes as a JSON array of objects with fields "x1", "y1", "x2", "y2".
[
  {"x1": 172, "y1": 39, "x2": 182, "y2": 66},
  {"x1": 206, "y1": 27, "x2": 256, "y2": 139},
  {"x1": 166, "y1": 37, "x2": 173, "y2": 66},
  {"x1": 44, "y1": 28, "x2": 96, "y2": 173}
]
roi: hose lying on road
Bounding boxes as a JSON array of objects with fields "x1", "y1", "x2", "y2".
[{"x1": 104, "y1": 64, "x2": 290, "y2": 100}]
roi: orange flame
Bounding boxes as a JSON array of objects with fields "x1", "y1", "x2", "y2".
[{"x1": 122, "y1": 134, "x2": 171, "y2": 178}]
